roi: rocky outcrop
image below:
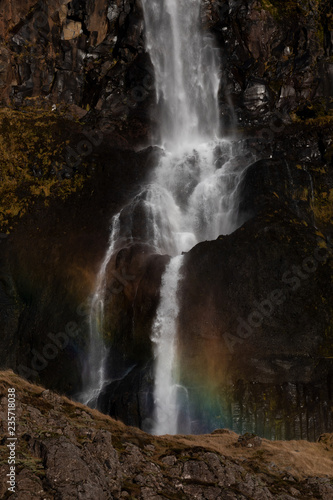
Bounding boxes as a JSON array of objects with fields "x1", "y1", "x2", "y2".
[
  {"x1": 89, "y1": 120, "x2": 333, "y2": 439},
  {"x1": 207, "y1": 0, "x2": 333, "y2": 127},
  {"x1": 1, "y1": 371, "x2": 333, "y2": 499},
  {"x1": 0, "y1": 132, "x2": 160, "y2": 396},
  {"x1": 0, "y1": 0, "x2": 152, "y2": 146},
  {"x1": 178, "y1": 207, "x2": 333, "y2": 439}
]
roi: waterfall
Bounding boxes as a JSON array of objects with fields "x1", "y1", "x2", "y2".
[
  {"x1": 78, "y1": 214, "x2": 120, "y2": 407},
  {"x1": 81, "y1": 0, "x2": 244, "y2": 431},
  {"x1": 142, "y1": 0, "x2": 241, "y2": 434},
  {"x1": 151, "y1": 255, "x2": 184, "y2": 435},
  {"x1": 141, "y1": 0, "x2": 220, "y2": 151}
]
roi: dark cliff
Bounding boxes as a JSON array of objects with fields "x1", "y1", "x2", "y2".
[{"x1": 0, "y1": 0, "x2": 332, "y2": 442}]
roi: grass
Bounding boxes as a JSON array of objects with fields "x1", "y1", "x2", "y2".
[{"x1": 0, "y1": 370, "x2": 333, "y2": 497}]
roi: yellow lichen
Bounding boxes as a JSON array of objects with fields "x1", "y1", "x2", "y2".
[{"x1": 0, "y1": 107, "x2": 87, "y2": 233}]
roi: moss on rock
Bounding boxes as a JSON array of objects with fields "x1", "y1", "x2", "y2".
[{"x1": 0, "y1": 107, "x2": 87, "y2": 233}]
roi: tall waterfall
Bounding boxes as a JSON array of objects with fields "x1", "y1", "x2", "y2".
[
  {"x1": 80, "y1": 0, "x2": 244, "y2": 432},
  {"x1": 141, "y1": 0, "x2": 220, "y2": 151},
  {"x1": 141, "y1": 0, "x2": 240, "y2": 434}
]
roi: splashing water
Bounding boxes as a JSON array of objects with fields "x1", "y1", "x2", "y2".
[{"x1": 141, "y1": 0, "x2": 242, "y2": 434}]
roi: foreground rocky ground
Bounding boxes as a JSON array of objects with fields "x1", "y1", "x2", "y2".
[{"x1": 0, "y1": 371, "x2": 333, "y2": 499}]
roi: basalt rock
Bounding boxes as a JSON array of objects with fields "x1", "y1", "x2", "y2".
[
  {"x1": 0, "y1": 140, "x2": 160, "y2": 396},
  {"x1": 0, "y1": 0, "x2": 153, "y2": 146},
  {"x1": 1, "y1": 121, "x2": 333, "y2": 438},
  {"x1": 177, "y1": 207, "x2": 333, "y2": 439}
]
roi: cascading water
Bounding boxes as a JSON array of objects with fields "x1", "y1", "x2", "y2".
[
  {"x1": 141, "y1": 0, "x2": 220, "y2": 151},
  {"x1": 80, "y1": 0, "x2": 245, "y2": 432},
  {"x1": 141, "y1": 0, "x2": 242, "y2": 435},
  {"x1": 151, "y1": 255, "x2": 185, "y2": 435},
  {"x1": 79, "y1": 214, "x2": 120, "y2": 407}
]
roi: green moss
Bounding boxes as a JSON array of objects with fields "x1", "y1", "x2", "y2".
[
  {"x1": 260, "y1": 0, "x2": 325, "y2": 29},
  {"x1": 260, "y1": 0, "x2": 279, "y2": 18},
  {"x1": 16, "y1": 456, "x2": 45, "y2": 478},
  {"x1": 0, "y1": 107, "x2": 87, "y2": 233},
  {"x1": 260, "y1": 0, "x2": 305, "y2": 20},
  {"x1": 319, "y1": 324, "x2": 333, "y2": 358},
  {"x1": 313, "y1": 188, "x2": 333, "y2": 227}
]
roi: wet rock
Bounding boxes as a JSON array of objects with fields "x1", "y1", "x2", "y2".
[
  {"x1": 207, "y1": 0, "x2": 332, "y2": 127},
  {"x1": 0, "y1": 0, "x2": 152, "y2": 145},
  {"x1": 176, "y1": 203, "x2": 333, "y2": 439},
  {"x1": 243, "y1": 82, "x2": 270, "y2": 114},
  {"x1": 238, "y1": 158, "x2": 315, "y2": 225},
  {"x1": 1, "y1": 0, "x2": 331, "y2": 135}
]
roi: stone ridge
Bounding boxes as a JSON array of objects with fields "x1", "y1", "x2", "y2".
[{"x1": 0, "y1": 371, "x2": 333, "y2": 499}]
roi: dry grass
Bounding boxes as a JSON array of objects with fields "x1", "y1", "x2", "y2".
[
  {"x1": 1, "y1": 369, "x2": 332, "y2": 481},
  {"x1": 173, "y1": 432, "x2": 333, "y2": 479}
]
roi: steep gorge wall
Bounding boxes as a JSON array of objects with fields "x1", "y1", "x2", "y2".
[{"x1": 208, "y1": 0, "x2": 333, "y2": 126}]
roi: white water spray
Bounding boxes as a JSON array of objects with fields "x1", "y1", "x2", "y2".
[{"x1": 141, "y1": 0, "x2": 242, "y2": 435}]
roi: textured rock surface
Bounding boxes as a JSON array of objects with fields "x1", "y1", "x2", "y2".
[
  {"x1": 207, "y1": 0, "x2": 333, "y2": 127},
  {"x1": 0, "y1": 0, "x2": 152, "y2": 146},
  {"x1": 0, "y1": 134, "x2": 160, "y2": 395},
  {"x1": 94, "y1": 122, "x2": 333, "y2": 439},
  {"x1": 178, "y1": 207, "x2": 333, "y2": 438},
  {"x1": 0, "y1": 372, "x2": 333, "y2": 499},
  {"x1": 1, "y1": 1, "x2": 332, "y2": 133}
]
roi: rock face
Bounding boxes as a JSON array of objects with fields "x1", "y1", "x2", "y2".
[
  {"x1": 0, "y1": 138, "x2": 160, "y2": 396},
  {"x1": 94, "y1": 121, "x2": 333, "y2": 439},
  {"x1": 207, "y1": 0, "x2": 333, "y2": 127},
  {"x1": 0, "y1": 0, "x2": 332, "y2": 441},
  {"x1": 1, "y1": 1, "x2": 332, "y2": 133},
  {"x1": 1, "y1": 372, "x2": 333, "y2": 499},
  {"x1": 178, "y1": 208, "x2": 333, "y2": 439},
  {"x1": 0, "y1": 0, "x2": 152, "y2": 146}
]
